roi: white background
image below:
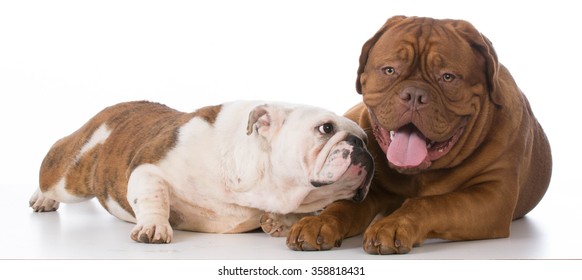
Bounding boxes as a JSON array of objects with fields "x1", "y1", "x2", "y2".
[{"x1": 0, "y1": 0, "x2": 580, "y2": 277}]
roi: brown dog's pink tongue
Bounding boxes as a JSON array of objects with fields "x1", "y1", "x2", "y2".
[{"x1": 387, "y1": 126, "x2": 427, "y2": 168}]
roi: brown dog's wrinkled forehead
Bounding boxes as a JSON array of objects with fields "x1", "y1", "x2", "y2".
[
  {"x1": 362, "y1": 16, "x2": 486, "y2": 64},
  {"x1": 370, "y1": 17, "x2": 478, "y2": 67},
  {"x1": 377, "y1": 16, "x2": 481, "y2": 39}
]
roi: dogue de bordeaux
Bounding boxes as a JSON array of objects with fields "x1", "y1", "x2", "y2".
[{"x1": 287, "y1": 16, "x2": 552, "y2": 254}]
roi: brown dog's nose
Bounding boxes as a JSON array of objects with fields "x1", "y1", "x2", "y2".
[{"x1": 400, "y1": 87, "x2": 429, "y2": 109}]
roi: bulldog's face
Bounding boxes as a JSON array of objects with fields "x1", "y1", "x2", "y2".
[
  {"x1": 357, "y1": 16, "x2": 499, "y2": 174},
  {"x1": 247, "y1": 104, "x2": 373, "y2": 213}
]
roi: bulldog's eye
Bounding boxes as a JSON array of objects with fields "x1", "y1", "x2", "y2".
[
  {"x1": 383, "y1": 67, "x2": 396, "y2": 75},
  {"x1": 442, "y1": 73, "x2": 456, "y2": 82},
  {"x1": 317, "y1": 123, "x2": 334, "y2": 135}
]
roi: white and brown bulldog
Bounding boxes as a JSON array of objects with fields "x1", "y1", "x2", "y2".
[{"x1": 29, "y1": 100, "x2": 373, "y2": 243}]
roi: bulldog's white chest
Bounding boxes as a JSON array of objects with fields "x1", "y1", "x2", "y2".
[
  {"x1": 168, "y1": 192, "x2": 263, "y2": 233},
  {"x1": 152, "y1": 114, "x2": 267, "y2": 233}
]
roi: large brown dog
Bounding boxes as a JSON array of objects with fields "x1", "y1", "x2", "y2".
[{"x1": 287, "y1": 16, "x2": 552, "y2": 254}]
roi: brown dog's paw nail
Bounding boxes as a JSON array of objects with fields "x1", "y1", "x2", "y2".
[
  {"x1": 287, "y1": 237, "x2": 303, "y2": 251},
  {"x1": 297, "y1": 235, "x2": 305, "y2": 243},
  {"x1": 363, "y1": 240, "x2": 379, "y2": 255},
  {"x1": 394, "y1": 239, "x2": 401, "y2": 248},
  {"x1": 299, "y1": 242, "x2": 317, "y2": 251}
]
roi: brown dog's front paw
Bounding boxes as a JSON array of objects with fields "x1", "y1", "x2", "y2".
[
  {"x1": 363, "y1": 216, "x2": 420, "y2": 255},
  {"x1": 286, "y1": 216, "x2": 343, "y2": 251}
]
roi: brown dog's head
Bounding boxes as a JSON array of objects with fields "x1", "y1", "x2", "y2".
[{"x1": 356, "y1": 16, "x2": 502, "y2": 174}]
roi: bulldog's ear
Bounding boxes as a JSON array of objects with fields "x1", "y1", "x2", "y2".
[
  {"x1": 246, "y1": 104, "x2": 285, "y2": 140},
  {"x1": 450, "y1": 20, "x2": 503, "y2": 106},
  {"x1": 356, "y1": 15, "x2": 408, "y2": 95},
  {"x1": 247, "y1": 104, "x2": 270, "y2": 136}
]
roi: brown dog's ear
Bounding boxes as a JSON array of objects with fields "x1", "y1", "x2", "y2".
[
  {"x1": 449, "y1": 20, "x2": 502, "y2": 106},
  {"x1": 476, "y1": 33, "x2": 503, "y2": 106},
  {"x1": 356, "y1": 15, "x2": 408, "y2": 94}
]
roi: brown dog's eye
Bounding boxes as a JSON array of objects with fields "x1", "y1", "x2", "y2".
[
  {"x1": 443, "y1": 73, "x2": 456, "y2": 82},
  {"x1": 317, "y1": 123, "x2": 334, "y2": 134},
  {"x1": 383, "y1": 67, "x2": 396, "y2": 75}
]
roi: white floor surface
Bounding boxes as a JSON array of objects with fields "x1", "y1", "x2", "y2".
[{"x1": 2, "y1": 182, "x2": 580, "y2": 260}]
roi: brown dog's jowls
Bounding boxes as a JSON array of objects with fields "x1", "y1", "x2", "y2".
[{"x1": 287, "y1": 16, "x2": 552, "y2": 254}]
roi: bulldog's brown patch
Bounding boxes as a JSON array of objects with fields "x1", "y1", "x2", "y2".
[
  {"x1": 40, "y1": 120, "x2": 109, "y2": 197},
  {"x1": 193, "y1": 104, "x2": 222, "y2": 125},
  {"x1": 39, "y1": 101, "x2": 223, "y2": 216}
]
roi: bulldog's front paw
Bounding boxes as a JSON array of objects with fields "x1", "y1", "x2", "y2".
[
  {"x1": 363, "y1": 215, "x2": 421, "y2": 254},
  {"x1": 130, "y1": 220, "x2": 173, "y2": 244},
  {"x1": 260, "y1": 213, "x2": 291, "y2": 237},
  {"x1": 286, "y1": 216, "x2": 343, "y2": 251}
]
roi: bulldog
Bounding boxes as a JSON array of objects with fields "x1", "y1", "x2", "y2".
[
  {"x1": 287, "y1": 16, "x2": 552, "y2": 254},
  {"x1": 29, "y1": 100, "x2": 373, "y2": 243}
]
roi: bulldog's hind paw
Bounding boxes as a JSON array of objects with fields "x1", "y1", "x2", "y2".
[
  {"x1": 260, "y1": 213, "x2": 290, "y2": 237},
  {"x1": 130, "y1": 220, "x2": 173, "y2": 244},
  {"x1": 260, "y1": 213, "x2": 299, "y2": 237},
  {"x1": 29, "y1": 189, "x2": 60, "y2": 212}
]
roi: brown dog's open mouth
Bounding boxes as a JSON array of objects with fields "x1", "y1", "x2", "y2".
[{"x1": 372, "y1": 118, "x2": 465, "y2": 171}]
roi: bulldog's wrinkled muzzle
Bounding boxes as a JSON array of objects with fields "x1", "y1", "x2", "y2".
[{"x1": 310, "y1": 135, "x2": 374, "y2": 202}]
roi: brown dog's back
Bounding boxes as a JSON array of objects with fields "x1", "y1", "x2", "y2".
[{"x1": 513, "y1": 97, "x2": 552, "y2": 219}]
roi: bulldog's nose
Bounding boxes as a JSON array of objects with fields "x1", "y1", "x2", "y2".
[
  {"x1": 346, "y1": 135, "x2": 364, "y2": 148},
  {"x1": 400, "y1": 87, "x2": 429, "y2": 109}
]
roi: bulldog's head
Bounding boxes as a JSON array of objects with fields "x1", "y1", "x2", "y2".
[
  {"x1": 356, "y1": 16, "x2": 501, "y2": 174},
  {"x1": 246, "y1": 103, "x2": 373, "y2": 213}
]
